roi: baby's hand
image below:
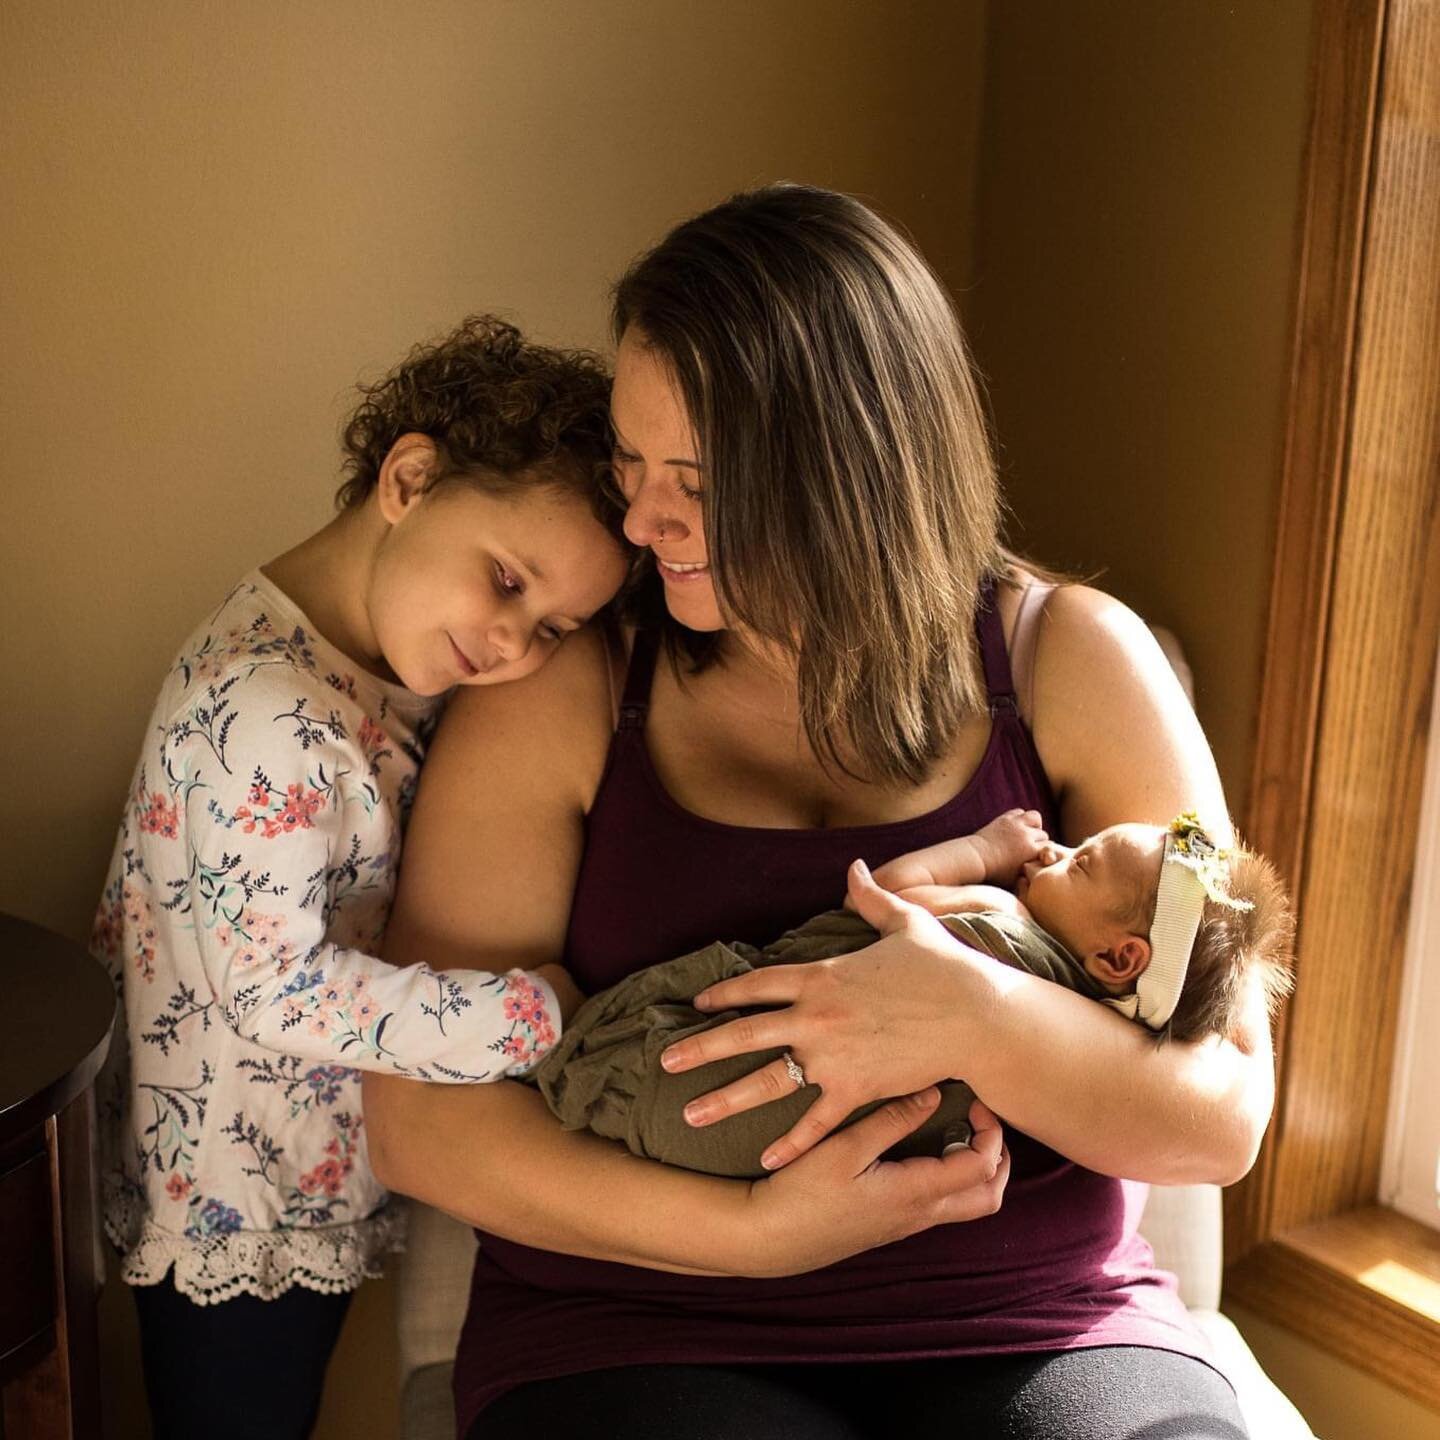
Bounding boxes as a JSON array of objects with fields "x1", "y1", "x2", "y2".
[{"x1": 969, "y1": 809, "x2": 1048, "y2": 885}]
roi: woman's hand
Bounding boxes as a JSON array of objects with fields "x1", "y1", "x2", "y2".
[
  {"x1": 742, "y1": 1088, "x2": 1010, "y2": 1276},
  {"x1": 661, "y1": 860, "x2": 991, "y2": 1170}
]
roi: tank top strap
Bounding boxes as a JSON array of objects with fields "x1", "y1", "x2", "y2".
[
  {"x1": 974, "y1": 574, "x2": 1018, "y2": 717},
  {"x1": 617, "y1": 626, "x2": 664, "y2": 730},
  {"x1": 1009, "y1": 582, "x2": 1058, "y2": 722}
]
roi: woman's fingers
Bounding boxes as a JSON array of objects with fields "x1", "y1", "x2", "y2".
[
  {"x1": 822, "y1": 1087, "x2": 942, "y2": 1174},
  {"x1": 845, "y1": 858, "x2": 922, "y2": 935},
  {"x1": 931, "y1": 1101, "x2": 1010, "y2": 1221},
  {"x1": 758, "y1": 1092, "x2": 856, "y2": 1169},
  {"x1": 661, "y1": 1005, "x2": 794, "y2": 1075},
  {"x1": 679, "y1": 1054, "x2": 815, "y2": 1130},
  {"x1": 932, "y1": 1135, "x2": 1011, "y2": 1225},
  {"x1": 689, "y1": 963, "x2": 806, "y2": 1016}
]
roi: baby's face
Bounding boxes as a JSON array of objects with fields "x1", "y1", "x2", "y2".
[{"x1": 1017, "y1": 823, "x2": 1167, "y2": 978}]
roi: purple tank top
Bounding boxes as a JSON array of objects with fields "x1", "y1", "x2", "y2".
[{"x1": 452, "y1": 584, "x2": 1207, "y2": 1429}]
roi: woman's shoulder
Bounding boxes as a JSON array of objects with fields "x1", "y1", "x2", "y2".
[
  {"x1": 428, "y1": 621, "x2": 623, "y2": 814},
  {"x1": 1000, "y1": 571, "x2": 1171, "y2": 693},
  {"x1": 1015, "y1": 576, "x2": 1225, "y2": 837}
]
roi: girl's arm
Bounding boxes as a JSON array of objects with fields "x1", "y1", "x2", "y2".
[
  {"x1": 663, "y1": 586, "x2": 1274, "y2": 1185},
  {"x1": 361, "y1": 628, "x2": 1011, "y2": 1276},
  {"x1": 177, "y1": 669, "x2": 565, "y2": 1079}
]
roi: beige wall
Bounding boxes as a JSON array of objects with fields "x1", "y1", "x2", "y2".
[
  {"x1": 9, "y1": 4, "x2": 1432, "y2": 1438},
  {"x1": 0, "y1": 3, "x2": 988, "y2": 1436},
  {"x1": 968, "y1": 1, "x2": 1313, "y2": 801}
]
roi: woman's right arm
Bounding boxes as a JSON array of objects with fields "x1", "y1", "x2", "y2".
[{"x1": 362, "y1": 628, "x2": 1009, "y2": 1278}]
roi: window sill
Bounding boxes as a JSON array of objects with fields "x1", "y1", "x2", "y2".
[{"x1": 1224, "y1": 1205, "x2": 1440, "y2": 1410}]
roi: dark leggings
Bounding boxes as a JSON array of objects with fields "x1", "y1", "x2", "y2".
[
  {"x1": 132, "y1": 1276, "x2": 352, "y2": 1440},
  {"x1": 469, "y1": 1348, "x2": 1248, "y2": 1440}
]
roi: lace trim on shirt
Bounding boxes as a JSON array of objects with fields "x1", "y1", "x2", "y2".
[{"x1": 104, "y1": 1179, "x2": 407, "y2": 1304}]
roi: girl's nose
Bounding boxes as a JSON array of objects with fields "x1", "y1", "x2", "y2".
[{"x1": 489, "y1": 621, "x2": 531, "y2": 664}]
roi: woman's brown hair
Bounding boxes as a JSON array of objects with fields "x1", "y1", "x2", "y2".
[{"x1": 613, "y1": 185, "x2": 1003, "y2": 786}]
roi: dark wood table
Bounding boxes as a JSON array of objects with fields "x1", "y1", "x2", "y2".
[{"x1": 0, "y1": 913, "x2": 116, "y2": 1440}]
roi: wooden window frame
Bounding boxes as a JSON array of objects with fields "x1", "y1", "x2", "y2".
[{"x1": 1222, "y1": 0, "x2": 1440, "y2": 1411}]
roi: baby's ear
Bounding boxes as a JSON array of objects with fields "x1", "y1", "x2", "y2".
[{"x1": 1093, "y1": 934, "x2": 1151, "y2": 986}]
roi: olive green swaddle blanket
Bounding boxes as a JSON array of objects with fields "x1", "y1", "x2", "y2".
[{"x1": 528, "y1": 908, "x2": 1104, "y2": 1179}]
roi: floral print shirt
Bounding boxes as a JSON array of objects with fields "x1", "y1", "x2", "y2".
[{"x1": 91, "y1": 571, "x2": 560, "y2": 1302}]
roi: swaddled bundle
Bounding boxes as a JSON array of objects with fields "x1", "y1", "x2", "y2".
[{"x1": 529, "y1": 907, "x2": 1099, "y2": 1178}]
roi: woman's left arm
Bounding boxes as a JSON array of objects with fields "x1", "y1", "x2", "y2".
[
  {"x1": 665, "y1": 585, "x2": 1274, "y2": 1185},
  {"x1": 971, "y1": 582, "x2": 1273, "y2": 1183}
]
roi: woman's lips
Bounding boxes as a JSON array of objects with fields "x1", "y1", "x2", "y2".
[
  {"x1": 656, "y1": 556, "x2": 711, "y2": 586},
  {"x1": 449, "y1": 635, "x2": 480, "y2": 678}
]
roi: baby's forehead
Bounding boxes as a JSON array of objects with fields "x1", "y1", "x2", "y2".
[{"x1": 1086, "y1": 822, "x2": 1167, "y2": 870}]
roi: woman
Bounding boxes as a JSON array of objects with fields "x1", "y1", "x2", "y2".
[{"x1": 363, "y1": 185, "x2": 1271, "y2": 1439}]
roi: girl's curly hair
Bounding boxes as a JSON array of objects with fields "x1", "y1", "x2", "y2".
[{"x1": 336, "y1": 314, "x2": 623, "y2": 537}]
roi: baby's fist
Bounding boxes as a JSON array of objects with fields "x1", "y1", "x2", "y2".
[{"x1": 972, "y1": 809, "x2": 1048, "y2": 884}]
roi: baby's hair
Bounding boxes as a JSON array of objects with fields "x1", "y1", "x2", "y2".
[
  {"x1": 336, "y1": 314, "x2": 626, "y2": 541},
  {"x1": 1164, "y1": 848, "x2": 1295, "y2": 1045}
]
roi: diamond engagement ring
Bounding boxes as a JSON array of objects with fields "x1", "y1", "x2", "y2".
[{"x1": 782, "y1": 1051, "x2": 807, "y2": 1089}]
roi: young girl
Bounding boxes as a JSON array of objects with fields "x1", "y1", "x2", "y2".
[{"x1": 89, "y1": 315, "x2": 629, "y2": 1439}]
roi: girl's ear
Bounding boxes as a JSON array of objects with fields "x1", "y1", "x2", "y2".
[
  {"x1": 1093, "y1": 934, "x2": 1151, "y2": 986},
  {"x1": 376, "y1": 434, "x2": 440, "y2": 525}
]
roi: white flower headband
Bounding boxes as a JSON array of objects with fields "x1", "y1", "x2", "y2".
[{"x1": 1131, "y1": 812, "x2": 1252, "y2": 1030}]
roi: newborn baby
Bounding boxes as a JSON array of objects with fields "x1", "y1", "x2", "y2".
[{"x1": 529, "y1": 811, "x2": 1294, "y2": 1178}]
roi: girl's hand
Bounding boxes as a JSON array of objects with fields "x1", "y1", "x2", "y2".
[
  {"x1": 661, "y1": 860, "x2": 988, "y2": 1169},
  {"x1": 743, "y1": 1090, "x2": 1010, "y2": 1275},
  {"x1": 535, "y1": 963, "x2": 586, "y2": 1025}
]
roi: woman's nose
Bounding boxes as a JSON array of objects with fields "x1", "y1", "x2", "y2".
[{"x1": 623, "y1": 476, "x2": 689, "y2": 549}]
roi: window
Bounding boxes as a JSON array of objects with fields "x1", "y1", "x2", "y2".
[{"x1": 1382, "y1": 641, "x2": 1440, "y2": 1231}]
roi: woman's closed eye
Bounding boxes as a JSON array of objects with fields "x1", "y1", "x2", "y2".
[{"x1": 611, "y1": 444, "x2": 702, "y2": 504}]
